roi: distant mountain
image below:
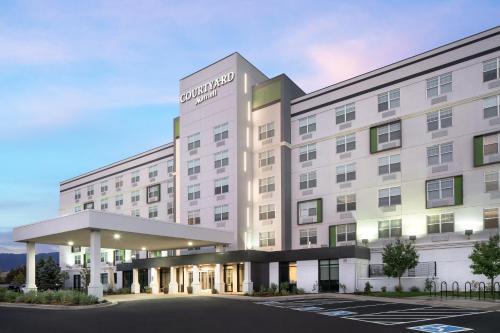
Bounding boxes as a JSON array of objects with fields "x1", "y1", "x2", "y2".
[{"x1": 0, "y1": 252, "x2": 59, "y2": 272}]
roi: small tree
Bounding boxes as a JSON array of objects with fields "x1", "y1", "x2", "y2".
[
  {"x1": 6, "y1": 266, "x2": 25, "y2": 285},
  {"x1": 382, "y1": 239, "x2": 419, "y2": 291},
  {"x1": 469, "y1": 234, "x2": 500, "y2": 295},
  {"x1": 36, "y1": 257, "x2": 67, "y2": 291}
]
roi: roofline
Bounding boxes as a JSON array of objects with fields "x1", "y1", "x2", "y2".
[
  {"x1": 60, "y1": 142, "x2": 174, "y2": 186},
  {"x1": 179, "y1": 52, "x2": 267, "y2": 82},
  {"x1": 292, "y1": 25, "x2": 500, "y2": 105}
]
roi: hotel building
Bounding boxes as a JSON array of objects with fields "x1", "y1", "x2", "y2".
[{"x1": 13, "y1": 27, "x2": 500, "y2": 298}]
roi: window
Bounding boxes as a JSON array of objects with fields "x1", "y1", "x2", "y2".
[
  {"x1": 299, "y1": 229, "x2": 317, "y2": 245},
  {"x1": 378, "y1": 186, "x2": 401, "y2": 207},
  {"x1": 188, "y1": 159, "x2": 200, "y2": 175},
  {"x1": 484, "y1": 208, "x2": 499, "y2": 229},
  {"x1": 148, "y1": 206, "x2": 158, "y2": 219},
  {"x1": 74, "y1": 255, "x2": 81, "y2": 266},
  {"x1": 188, "y1": 184, "x2": 200, "y2": 200},
  {"x1": 149, "y1": 165, "x2": 158, "y2": 179},
  {"x1": 188, "y1": 132, "x2": 201, "y2": 150},
  {"x1": 299, "y1": 171, "x2": 316, "y2": 190},
  {"x1": 87, "y1": 185, "x2": 94, "y2": 197},
  {"x1": 299, "y1": 115, "x2": 316, "y2": 135},
  {"x1": 100, "y1": 181, "x2": 108, "y2": 193},
  {"x1": 336, "y1": 134, "x2": 356, "y2": 153},
  {"x1": 299, "y1": 144, "x2": 316, "y2": 162},
  {"x1": 336, "y1": 194, "x2": 356, "y2": 212},
  {"x1": 100, "y1": 273, "x2": 108, "y2": 285},
  {"x1": 214, "y1": 177, "x2": 229, "y2": 195},
  {"x1": 131, "y1": 209, "x2": 140, "y2": 217},
  {"x1": 83, "y1": 202, "x2": 94, "y2": 210},
  {"x1": 167, "y1": 202, "x2": 174, "y2": 215},
  {"x1": 259, "y1": 122, "x2": 275, "y2": 140},
  {"x1": 214, "y1": 204, "x2": 229, "y2": 221},
  {"x1": 131, "y1": 190, "x2": 140, "y2": 203},
  {"x1": 131, "y1": 170, "x2": 140, "y2": 185},
  {"x1": 114, "y1": 250, "x2": 124, "y2": 263},
  {"x1": 335, "y1": 102, "x2": 355, "y2": 124},
  {"x1": 259, "y1": 177, "x2": 275, "y2": 193},
  {"x1": 336, "y1": 163, "x2": 356, "y2": 183},
  {"x1": 485, "y1": 170, "x2": 499, "y2": 192},
  {"x1": 259, "y1": 204, "x2": 276, "y2": 220},
  {"x1": 74, "y1": 189, "x2": 81, "y2": 201},
  {"x1": 427, "y1": 142, "x2": 453, "y2": 166},
  {"x1": 426, "y1": 72, "x2": 452, "y2": 98},
  {"x1": 337, "y1": 223, "x2": 356, "y2": 243},
  {"x1": 147, "y1": 184, "x2": 161, "y2": 203},
  {"x1": 167, "y1": 179, "x2": 174, "y2": 194},
  {"x1": 71, "y1": 246, "x2": 81, "y2": 253},
  {"x1": 378, "y1": 219, "x2": 402, "y2": 238},
  {"x1": 426, "y1": 178, "x2": 453, "y2": 201},
  {"x1": 483, "y1": 95, "x2": 500, "y2": 119},
  {"x1": 427, "y1": 213, "x2": 454, "y2": 234},
  {"x1": 188, "y1": 210, "x2": 200, "y2": 225},
  {"x1": 74, "y1": 205, "x2": 82, "y2": 213},
  {"x1": 378, "y1": 122, "x2": 401, "y2": 145},
  {"x1": 378, "y1": 89, "x2": 400, "y2": 112},
  {"x1": 100, "y1": 199, "x2": 108, "y2": 210},
  {"x1": 214, "y1": 122, "x2": 229, "y2": 142},
  {"x1": 100, "y1": 252, "x2": 108, "y2": 263},
  {"x1": 259, "y1": 231, "x2": 275, "y2": 247},
  {"x1": 214, "y1": 150, "x2": 229, "y2": 168},
  {"x1": 259, "y1": 150, "x2": 275, "y2": 167},
  {"x1": 484, "y1": 133, "x2": 500, "y2": 156},
  {"x1": 483, "y1": 57, "x2": 499, "y2": 82},
  {"x1": 167, "y1": 159, "x2": 174, "y2": 174},
  {"x1": 115, "y1": 176, "x2": 123, "y2": 190},
  {"x1": 378, "y1": 154, "x2": 401, "y2": 175},
  {"x1": 115, "y1": 195, "x2": 123, "y2": 208},
  {"x1": 427, "y1": 108, "x2": 452, "y2": 131},
  {"x1": 298, "y1": 199, "x2": 322, "y2": 225}
]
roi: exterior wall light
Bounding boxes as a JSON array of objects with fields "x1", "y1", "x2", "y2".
[
  {"x1": 188, "y1": 241, "x2": 193, "y2": 246},
  {"x1": 67, "y1": 241, "x2": 74, "y2": 246},
  {"x1": 113, "y1": 233, "x2": 121, "y2": 240}
]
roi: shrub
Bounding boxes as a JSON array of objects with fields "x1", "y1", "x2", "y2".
[
  {"x1": 364, "y1": 282, "x2": 373, "y2": 294},
  {"x1": 424, "y1": 278, "x2": 436, "y2": 292},
  {"x1": 394, "y1": 285, "x2": 403, "y2": 292},
  {"x1": 211, "y1": 288, "x2": 218, "y2": 294},
  {"x1": 5, "y1": 291, "x2": 19, "y2": 303},
  {"x1": 339, "y1": 283, "x2": 347, "y2": 293},
  {"x1": 187, "y1": 286, "x2": 193, "y2": 294},
  {"x1": 270, "y1": 283, "x2": 278, "y2": 293},
  {"x1": 279, "y1": 282, "x2": 289, "y2": 292},
  {"x1": 410, "y1": 286, "x2": 420, "y2": 292},
  {"x1": 381, "y1": 286, "x2": 387, "y2": 293},
  {"x1": 296, "y1": 288, "x2": 305, "y2": 295},
  {"x1": 144, "y1": 287, "x2": 152, "y2": 294}
]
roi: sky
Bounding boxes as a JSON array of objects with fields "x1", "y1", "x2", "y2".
[{"x1": 0, "y1": 0, "x2": 499, "y2": 253}]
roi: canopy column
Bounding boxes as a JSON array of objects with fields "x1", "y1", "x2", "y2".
[
  {"x1": 25, "y1": 242, "x2": 37, "y2": 292},
  {"x1": 87, "y1": 230, "x2": 103, "y2": 299}
]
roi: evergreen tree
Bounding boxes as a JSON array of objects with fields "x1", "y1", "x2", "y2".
[{"x1": 382, "y1": 238, "x2": 419, "y2": 291}]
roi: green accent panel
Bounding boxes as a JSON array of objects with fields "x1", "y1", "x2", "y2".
[
  {"x1": 252, "y1": 80, "x2": 281, "y2": 110},
  {"x1": 174, "y1": 117, "x2": 180, "y2": 139},
  {"x1": 454, "y1": 175, "x2": 463, "y2": 205},
  {"x1": 83, "y1": 254, "x2": 88, "y2": 267},
  {"x1": 120, "y1": 249, "x2": 126, "y2": 259},
  {"x1": 329, "y1": 226, "x2": 336, "y2": 247},
  {"x1": 473, "y1": 136, "x2": 484, "y2": 167},
  {"x1": 317, "y1": 199, "x2": 323, "y2": 223},
  {"x1": 370, "y1": 127, "x2": 378, "y2": 154}
]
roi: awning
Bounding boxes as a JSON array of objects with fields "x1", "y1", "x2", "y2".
[{"x1": 13, "y1": 210, "x2": 233, "y2": 250}]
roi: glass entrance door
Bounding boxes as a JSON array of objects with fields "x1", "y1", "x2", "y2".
[
  {"x1": 319, "y1": 260, "x2": 339, "y2": 292},
  {"x1": 200, "y1": 271, "x2": 214, "y2": 290},
  {"x1": 224, "y1": 265, "x2": 233, "y2": 292},
  {"x1": 73, "y1": 274, "x2": 81, "y2": 290},
  {"x1": 237, "y1": 264, "x2": 244, "y2": 292},
  {"x1": 139, "y1": 269, "x2": 149, "y2": 292}
]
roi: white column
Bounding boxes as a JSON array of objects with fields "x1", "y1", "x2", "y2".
[
  {"x1": 191, "y1": 265, "x2": 201, "y2": 293},
  {"x1": 169, "y1": 266, "x2": 178, "y2": 294},
  {"x1": 214, "y1": 264, "x2": 224, "y2": 293},
  {"x1": 131, "y1": 268, "x2": 140, "y2": 294},
  {"x1": 25, "y1": 242, "x2": 37, "y2": 292},
  {"x1": 242, "y1": 261, "x2": 253, "y2": 294},
  {"x1": 150, "y1": 267, "x2": 160, "y2": 294},
  {"x1": 88, "y1": 230, "x2": 103, "y2": 299}
]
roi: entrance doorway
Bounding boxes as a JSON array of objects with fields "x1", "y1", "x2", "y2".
[
  {"x1": 224, "y1": 265, "x2": 233, "y2": 292},
  {"x1": 200, "y1": 271, "x2": 214, "y2": 290},
  {"x1": 160, "y1": 268, "x2": 170, "y2": 292},
  {"x1": 139, "y1": 268, "x2": 149, "y2": 292},
  {"x1": 122, "y1": 270, "x2": 132, "y2": 289},
  {"x1": 73, "y1": 274, "x2": 81, "y2": 290},
  {"x1": 319, "y1": 259, "x2": 339, "y2": 292}
]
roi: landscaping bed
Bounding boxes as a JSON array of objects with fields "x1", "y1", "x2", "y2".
[
  {"x1": 246, "y1": 283, "x2": 306, "y2": 297},
  {"x1": 0, "y1": 288, "x2": 100, "y2": 306}
]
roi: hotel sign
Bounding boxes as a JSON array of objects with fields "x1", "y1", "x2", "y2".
[{"x1": 179, "y1": 72, "x2": 235, "y2": 105}]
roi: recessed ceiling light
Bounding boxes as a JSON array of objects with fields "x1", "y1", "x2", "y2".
[
  {"x1": 141, "y1": 247, "x2": 146, "y2": 251},
  {"x1": 113, "y1": 233, "x2": 121, "y2": 240},
  {"x1": 188, "y1": 241, "x2": 193, "y2": 246},
  {"x1": 68, "y1": 241, "x2": 74, "y2": 246}
]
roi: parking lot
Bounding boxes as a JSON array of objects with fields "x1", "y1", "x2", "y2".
[{"x1": 0, "y1": 295, "x2": 498, "y2": 333}]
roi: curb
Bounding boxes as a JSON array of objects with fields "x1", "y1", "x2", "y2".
[{"x1": 0, "y1": 300, "x2": 117, "y2": 310}]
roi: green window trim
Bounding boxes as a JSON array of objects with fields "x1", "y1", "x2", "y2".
[
  {"x1": 316, "y1": 199, "x2": 323, "y2": 223},
  {"x1": 454, "y1": 175, "x2": 463, "y2": 205},
  {"x1": 369, "y1": 127, "x2": 378, "y2": 154},
  {"x1": 329, "y1": 226, "x2": 336, "y2": 247},
  {"x1": 473, "y1": 136, "x2": 484, "y2": 167},
  {"x1": 252, "y1": 80, "x2": 281, "y2": 110}
]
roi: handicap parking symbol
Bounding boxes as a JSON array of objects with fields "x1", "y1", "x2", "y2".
[
  {"x1": 408, "y1": 324, "x2": 473, "y2": 332},
  {"x1": 319, "y1": 310, "x2": 356, "y2": 317}
]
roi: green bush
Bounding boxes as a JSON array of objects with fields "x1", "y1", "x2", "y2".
[
  {"x1": 270, "y1": 283, "x2": 278, "y2": 292},
  {"x1": 364, "y1": 282, "x2": 373, "y2": 294},
  {"x1": 0, "y1": 290, "x2": 98, "y2": 306},
  {"x1": 394, "y1": 285, "x2": 403, "y2": 292},
  {"x1": 409, "y1": 286, "x2": 420, "y2": 292},
  {"x1": 381, "y1": 286, "x2": 387, "y2": 292}
]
